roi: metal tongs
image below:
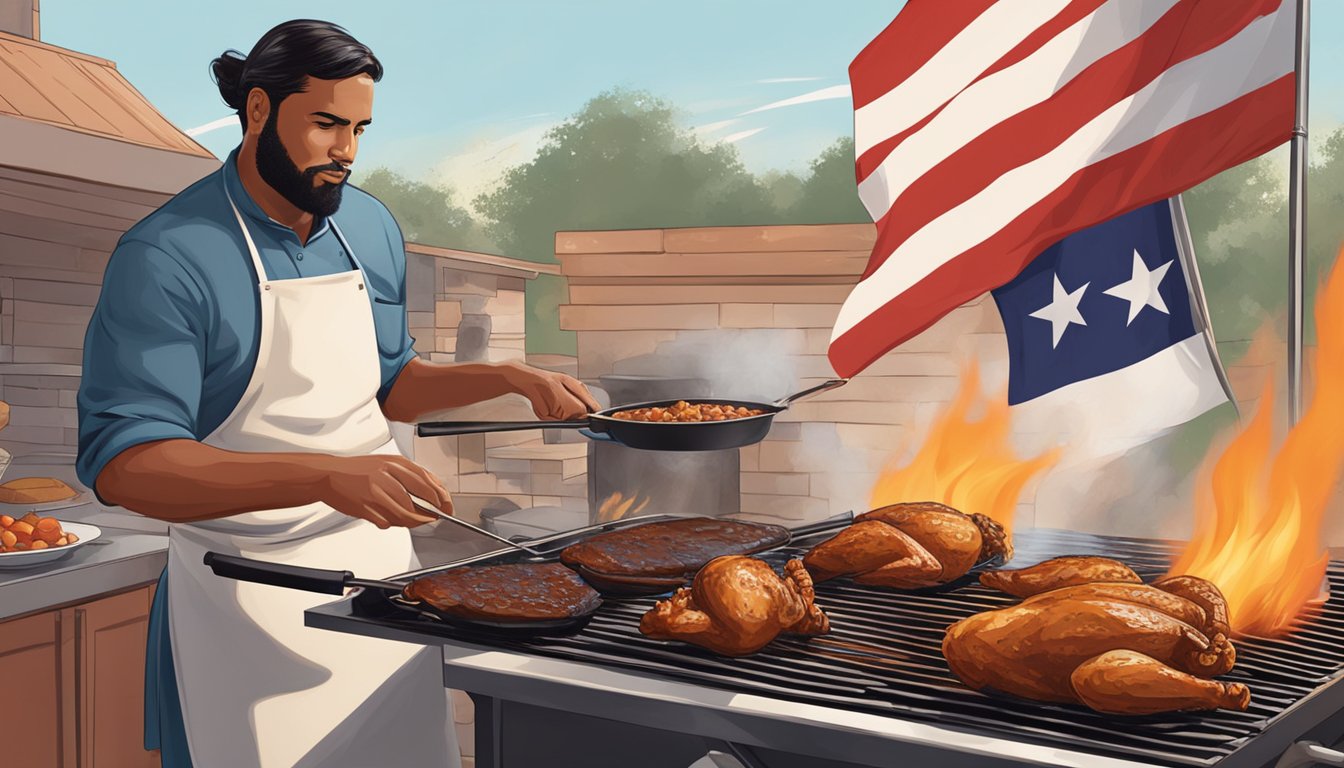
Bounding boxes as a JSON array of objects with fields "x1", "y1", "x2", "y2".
[{"x1": 409, "y1": 496, "x2": 546, "y2": 557}]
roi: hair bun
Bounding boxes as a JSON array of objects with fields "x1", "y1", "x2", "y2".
[{"x1": 210, "y1": 50, "x2": 248, "y2": 110}]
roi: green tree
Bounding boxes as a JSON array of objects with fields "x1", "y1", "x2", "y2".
[
  {"x1": 1160, "y1": 127, "x2": 1344, "y2": 478},
  {"x1": 354, "y1": 168, "x2": 495, "y2": 252},
  {"x1": 474, "y1": 88, "x2": 781, "y2": 353},
  {"x1": 760, "y1": 170, "x2": 805, "y2": 213},
  {"x1": 1182, "y1": 153, "x2": 1288, "y2": 359},
  {"x1": 787, "y1": 137, "x2": 871, "y2": 224}
]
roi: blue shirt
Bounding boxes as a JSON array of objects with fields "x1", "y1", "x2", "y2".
[{"x1": 76, "y1": 149, "x2": 417, "y2": 496}]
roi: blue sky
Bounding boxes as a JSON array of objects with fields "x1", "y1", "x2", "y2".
[{"x1": 41, "y1": 1, "x2": 1344, "y2": 210}]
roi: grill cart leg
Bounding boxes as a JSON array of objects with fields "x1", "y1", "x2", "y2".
[
  {"x1": 1277, "y1": 742, "x2": 1344, "y2": 768},
  {"x1": 469, "y1": 693, "x2": 503, "y2": 768}
]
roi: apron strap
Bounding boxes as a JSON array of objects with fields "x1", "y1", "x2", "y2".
[{"x1": 223, "y1": 184, "x2": 270, "y2": 286}]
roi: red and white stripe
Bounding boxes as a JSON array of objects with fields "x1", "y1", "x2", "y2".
[{"x1": 829, "y1": 0, "x2": 1296, "y2": 378}]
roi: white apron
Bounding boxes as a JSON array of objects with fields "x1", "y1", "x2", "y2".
[{"x1": 166, "y1": 188, "x2": 457, "y2": 768}]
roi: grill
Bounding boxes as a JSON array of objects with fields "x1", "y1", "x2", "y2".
[{"x1": 311, "y1": 518, "x2": 1344, "y2": 768}]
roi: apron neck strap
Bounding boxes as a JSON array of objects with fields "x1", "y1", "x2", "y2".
[
  {"x1": 224, "y1": 183, "x2": 367, "y2": 283},
  {"x1": 224, "y1": 184, "x2": 271, "y2": 286},
  {"x1": 327, "y1": 218, "x2": 365, "y2": 272}
]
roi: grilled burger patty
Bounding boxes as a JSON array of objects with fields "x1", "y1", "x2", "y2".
[
  {"x1": 560, "y1": 517, "x2": 790, "y2": 579},
  {"x1": 403, "y1": 562, "x2": 601, "y2": 622}
]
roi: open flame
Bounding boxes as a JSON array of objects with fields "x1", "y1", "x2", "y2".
[
  {"x1": 869, "y1": 361, "x2": 1059, "y2": 538},
  {"x1": 1170, "y1": 258, "x2": 1344, "y2": 638},
  {"x1": 596, "y1": 491, "x2": 650, "y2": 524}
]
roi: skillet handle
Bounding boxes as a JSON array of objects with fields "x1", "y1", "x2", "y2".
[
  {"x1": 417, "y1": 420, "x2": 592, "y2": 437},
  {"x1": 203, "y1": 551, "x2": 355, "y2": 595}
]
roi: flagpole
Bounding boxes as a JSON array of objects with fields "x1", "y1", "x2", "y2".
[{"x1": 1288, "y1": 0, "x2": 1310, "y2": 425}]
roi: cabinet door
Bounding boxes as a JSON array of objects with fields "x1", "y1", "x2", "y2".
[
  {"x1": 0, "y1": 607, "x2": 71, "y2": 767},
  {"x1": 76, "y1": 586, "x2": 160, "y2": 768}
]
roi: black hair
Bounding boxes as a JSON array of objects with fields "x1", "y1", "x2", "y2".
[{"x1": 210, "y1": 19, "x2": 382, "y2": 129}]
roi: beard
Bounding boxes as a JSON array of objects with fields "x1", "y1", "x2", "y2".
[{"x1": 255, "y1": 111, "x2": 347, "y2": 217}]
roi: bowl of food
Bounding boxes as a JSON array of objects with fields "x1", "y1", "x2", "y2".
[{"x1": 0, "y1": 512, "x2": 101, "y2": 569}]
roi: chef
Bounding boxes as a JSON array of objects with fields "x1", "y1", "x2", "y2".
[{"x1": 75, "y1": 19, "x2": 598, "y2": 768}]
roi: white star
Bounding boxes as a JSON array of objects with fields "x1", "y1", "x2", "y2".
[
  {"x1": 1029, "y1": 275, "x2": 1089, "y2": 349},
  {"x1": 1103, "y1": 249, "x2": 1172, "y2": 325}
]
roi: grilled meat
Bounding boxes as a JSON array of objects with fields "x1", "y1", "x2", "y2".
[
  {"x1": 1021, "y1": 582, "x2": 1215, "y2": 639},
  {"x1": 561, "y1": 517, "x2": 790, "y2": 594},
  {"x1": 404, "y1": 562, "x2": 601, "y2": 623},
  {"x1": 1070, "y1": 650, "x2": 1250, "y2": 715},
  {"x1": 943, "y1": 574, "x2": 1243, "y2": 714},
  {"x1": 639, "y1": 557, "x2": 829, "y2": 656},
  {"x1": 802, "y1": 502, "x2": 1009, "y2": 588},
  {"x1": 979, "y1": 556, "x2": 1141, "y2": 597},
  {"x1": 1151, "y1": 575, "x2": 1233, "y2": 638}
]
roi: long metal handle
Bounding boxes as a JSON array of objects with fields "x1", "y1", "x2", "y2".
[
  {"x1": 1276, "y1": 741, "x2": 1344, "y2": 768},
  {"x1": 416, "y1": 420, "x2": 592, "y2": 437},
  {"x1": 203, "y1": 551, "x2": 378, "y2": 594},
  {"x1": 409, "y1": 498, "x2": 546, "y2": 557},
  {"x1": 772, "y1": 378, "x2": 849, "y2": 408},
  {"x1": 785, "y1": 509, "x2": 857, "y2": 540}
]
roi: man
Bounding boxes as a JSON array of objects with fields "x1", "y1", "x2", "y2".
[{"x1": 75, "y1": 19, "x2": 598, "y2": 768}]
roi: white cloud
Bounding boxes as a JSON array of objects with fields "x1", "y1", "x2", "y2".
[
  {"x1": 426, "y1": 119, "x2": 557, "y2": 215},
  {"x1": 756, "y1": 76, "x2": 824, "y2": 84},
  {"x1": 722, "y1": 127, "x2": 766, "y2": 144},
  {"x1": 738, "y1": 85, "x2": 852, "y2": 116},
  {"x1": 692, "y1": 118, "x2": 742, "y2": 137},
  {"x1": 185, "y1": 115, "x2": 237, "y2": 137}
]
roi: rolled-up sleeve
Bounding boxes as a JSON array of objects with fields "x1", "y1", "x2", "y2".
[
  {"x1": 76, "y1": 240, "x2": 208, "y2": 500},
  {"x1": 375, "y1": 207, "x2": 419, "y2": 405}
]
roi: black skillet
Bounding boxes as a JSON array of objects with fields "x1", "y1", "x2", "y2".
[
  {"x1": 202, "y1": 552, "x2": 601, "y2": 635},
  {"x1": 416, "y1": 379, "x2": 849, "y2": 451}
]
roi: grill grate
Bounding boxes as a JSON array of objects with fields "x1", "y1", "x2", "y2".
[{"x1": 362, "y1": 527, "x2": 1344, "y2": 767}]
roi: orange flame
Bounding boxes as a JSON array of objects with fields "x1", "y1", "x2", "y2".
[
  {"x1": 596, "y1": 491, "x2": 650, "y2": 524},
  {"x1": 869, "y1": 361, "x2": 1059, "y2": 538},
  {"x1": 1170, "y1": 257, "x2": 1344, "y2": 637}
]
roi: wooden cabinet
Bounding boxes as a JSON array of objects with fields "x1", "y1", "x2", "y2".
[
  {"x1": 0, "y1": 608, "x2": 68, "y2": 767},
  {"x1": 0, "y1": 584, "x2": 160, "y2": 768}
]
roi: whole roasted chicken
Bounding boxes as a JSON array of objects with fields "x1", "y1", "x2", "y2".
[
  {"x1": 803, "y1": 502, "x2": 1011, "y2": 588},
  {"x1": 944, "y1": 569, "x2": 1248, "y2": 715},
  {"x1": 639, "y1": 556, "x2": 830, "y2": 656}
]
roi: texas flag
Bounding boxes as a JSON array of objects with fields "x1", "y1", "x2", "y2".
[{"x1": 991, "y1": 197, "x2": 1234, "y2": 456}]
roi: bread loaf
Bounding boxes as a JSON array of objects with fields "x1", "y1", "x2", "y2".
[{"x1": 0, "y1": 477, "x2": 79, "y2": 505}]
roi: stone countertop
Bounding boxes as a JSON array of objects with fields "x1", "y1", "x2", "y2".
[
  {"x1": 0, "y1": 526, "x2": 167, "y2": 621},
  {"x1": 0, "y1": 455, "x2": 169, "y2": 621}
]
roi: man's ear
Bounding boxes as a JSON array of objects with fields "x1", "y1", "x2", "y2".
[{"x1": 245, "y1": 87, "x2": 271, "y2": 137}]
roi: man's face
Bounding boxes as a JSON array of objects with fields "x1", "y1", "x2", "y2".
[{"x1": 254, "y1": 74, "x2": 374, "y2": 217}]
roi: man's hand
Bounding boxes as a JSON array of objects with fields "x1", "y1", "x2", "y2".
[
  {"x1": 502, "y1": 361, "x2": 601, "y2": 420},
  {"x1": 314, "y1": 454, "x2": 454, "y2": 529}
]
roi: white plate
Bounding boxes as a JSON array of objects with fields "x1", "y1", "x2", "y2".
[{"x1": 0, "y1": 522, "x2": 102, "y2": 570}]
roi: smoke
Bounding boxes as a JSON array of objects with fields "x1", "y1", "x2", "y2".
[
  {"x1": 612, "y1": 328, "x2": 805, "y2": 402},
  {"x1": 605, "y1": 328, "x2": 876, "y2": 523}
]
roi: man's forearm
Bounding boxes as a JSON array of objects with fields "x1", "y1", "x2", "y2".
[
  {"x1": 96, "y1": 439, "x2": 333, "y2": 523},
  {"x1": 381, "y1": 357, "x2": 518, "y2": 423}
]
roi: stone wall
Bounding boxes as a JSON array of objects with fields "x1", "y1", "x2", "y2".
[
  {"x1": 0, "y1": 166, "x2": 171, "y2": 459},
  {"x1": 401, "y1": 244, "x2": 587, "y2": 523}
]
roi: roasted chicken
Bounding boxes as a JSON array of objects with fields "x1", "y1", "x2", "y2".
[
  {"x1": 944, "y1": 573, "x2": 1246, "y2": 715},
  {"x1": 979, "y1": 555, "x2": 1142, "y2": 597},
  {"x1": 1070, "y1": 650, "x2": 1249, "y2": 715},
  {"x1": 803, "y1": 502, "x2": 1011, "y2": 589},
  {"x1": 639, "y1": 556, "x2": 829, "y2": 656}
]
